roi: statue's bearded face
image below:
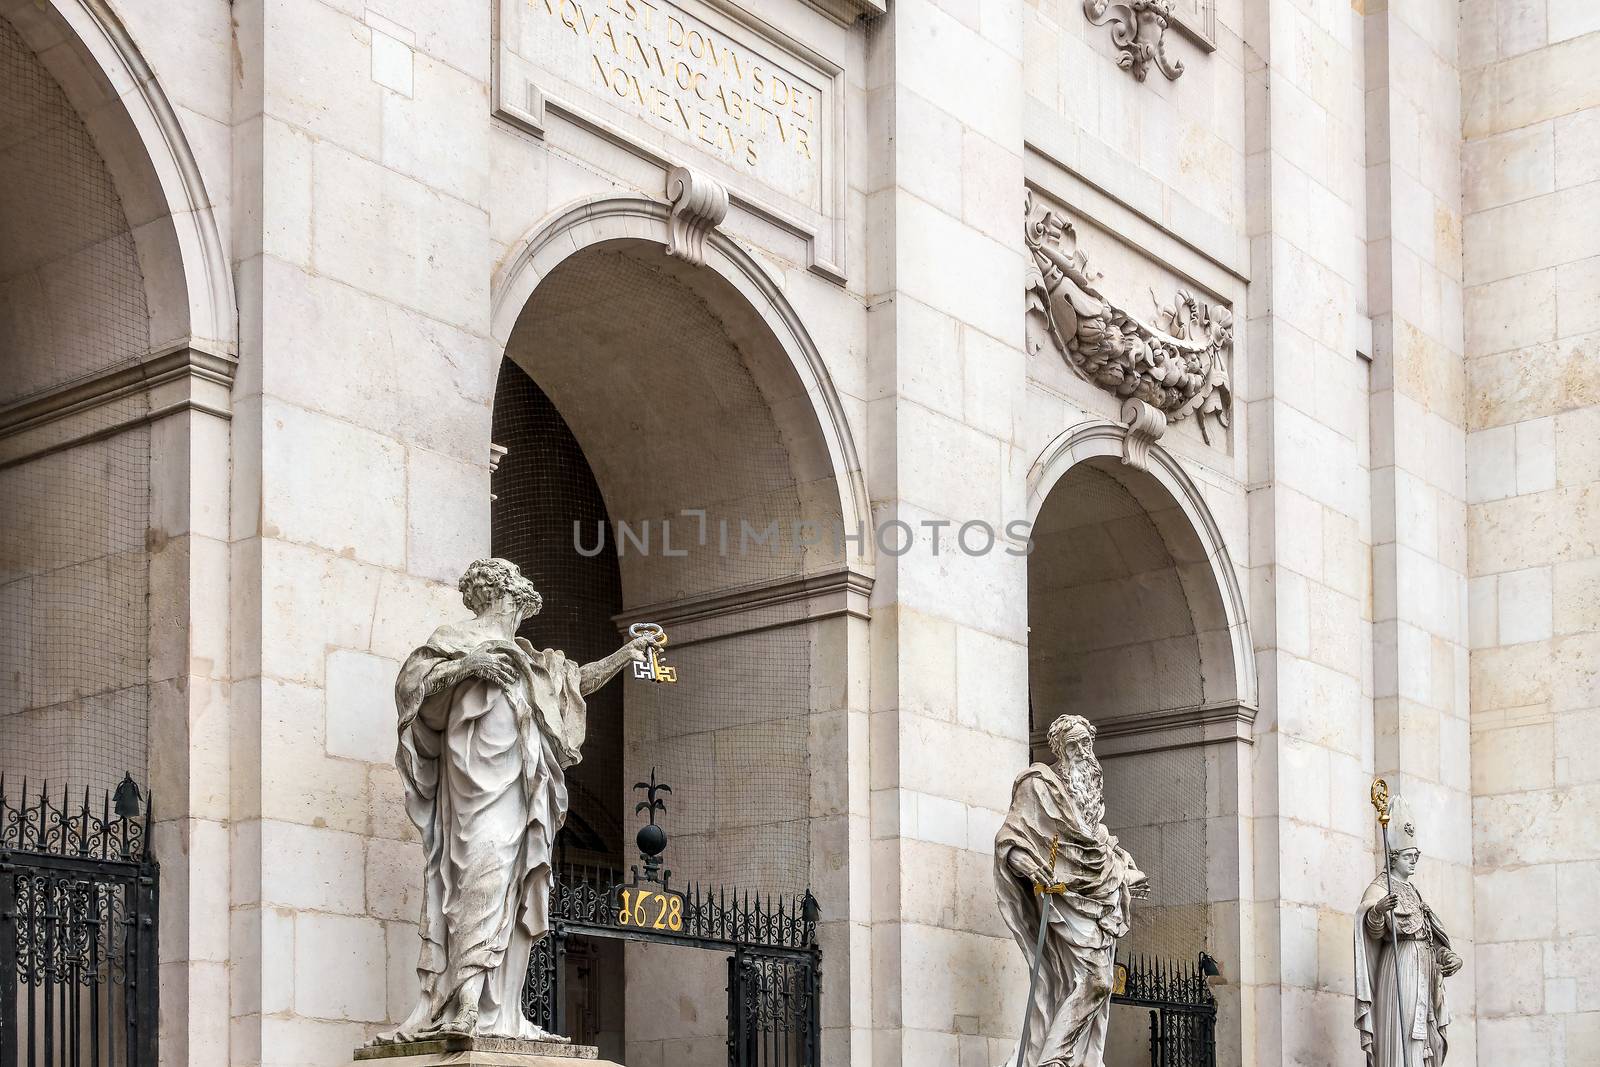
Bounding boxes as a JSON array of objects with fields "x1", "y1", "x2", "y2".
[{"x1": 1053, "y1": 733, "x2": 1105, "y2": 824}]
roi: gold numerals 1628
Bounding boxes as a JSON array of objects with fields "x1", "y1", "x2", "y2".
[{"x1": 614, "y1": 887, "x2": 684, "y2": 932}]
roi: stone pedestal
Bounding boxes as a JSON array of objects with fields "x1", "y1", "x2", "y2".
[{"x1": 351, "y1": 1036, "x2": 622, "y2": 1066}]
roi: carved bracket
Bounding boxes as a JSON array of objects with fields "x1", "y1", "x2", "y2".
[
  {"x1": 1025, "y1": 192, "x2": 1232, "y2": 445},
  {"x1": 1084, "y1": 0, "x2": 1184, "y2": 81},
  {"x1": 665, "y1": 165, "x2": 730, "y2": 268},
  {"x1": 489, "y1": 443, "x2": 508, "y2": 502},
  {"x1": 1121, "y1": 398, "x2": 1167, "y2": 470}
]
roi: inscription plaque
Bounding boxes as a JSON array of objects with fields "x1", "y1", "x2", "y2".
[{"x1": 496, "y1": 0, "x2": 845, "y2": 277}]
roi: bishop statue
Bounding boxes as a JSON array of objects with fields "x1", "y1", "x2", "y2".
[{"x1": 1354, "y1": 798, "x2": 1462, "y2": 1066}]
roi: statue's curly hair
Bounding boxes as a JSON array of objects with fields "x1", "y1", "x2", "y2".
[
  {"x1": 1046, "y1": 713, "x2": 1095, "y2": 759},
  {"x1": 458, "y1": 558, "x2": 543, "y2": 616}
]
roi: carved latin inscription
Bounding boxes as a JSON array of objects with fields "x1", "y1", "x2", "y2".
[{"x1": 498, "y1": 0, "x2": 829, "y2": 213}]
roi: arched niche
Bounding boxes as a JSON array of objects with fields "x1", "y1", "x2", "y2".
[
  {"x1": 488, "y1": 198, "x2": 867, "y2": 1064},
  {"x1": 1025, "y1": 421, "x2": 1253, "y2": 1067},
  {"x1": 491, "y1": 195, "x2": 868, "y2": 568},
  {"x1": 2, "y1": 0, "x2": 234, "y2": 356},
  {"x1": 0, "y1": 6, "x2": 235, "y2": 1064},
  {"x1": 1026, "y1": 421, "x2": 1255, "y2": 716}
]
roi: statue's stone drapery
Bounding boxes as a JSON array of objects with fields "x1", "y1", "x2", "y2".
[
  {"x1": 995, "y1": 715, "x2": 1146, "y2": 1067},
  {"x1": 1353, "y1": 801, "x2": 1460, "y2": 1066},
  {"x1": 379, "y1": 559, "x2": 650, "y2": 1043},
  {"x1": 391, "y1": 636, "x2": 581, "y2": 1038}
]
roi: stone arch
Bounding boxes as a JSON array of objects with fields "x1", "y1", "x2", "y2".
[
  {"x1": 0, "y1": 11, "x2": 237, "y2": 1061},
  {"x1": 488, "y1": 197, "x2": 868, "y2": 1062},
  {"x1": 1024, "y1": 419, "x2": 1253, "y2": 1066},
  {"x1": 1025, "y1": 420, "x2": 1255, "y2": 712},
  {"x1": 491, "y1": 194, "x2": 869, "y2": 570},
  {"x1": 5, "y1": 0, "x2": 235, "y2": 355}
]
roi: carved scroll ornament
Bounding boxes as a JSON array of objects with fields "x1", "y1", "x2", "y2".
[
  {"x1": 665, "y1": 165, "x2": 730, "y2": 267},
  {"x1": 1025, "y1": 192, "x2": 1232, "y2": 445},
  {"x1": 1084, "y1": 0, "x2": 1184, "y2": 81}
]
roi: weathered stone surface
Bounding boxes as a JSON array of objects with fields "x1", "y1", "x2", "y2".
[{"x1": 354, "y1": 1036, "x2": 600, "y2": 1060}]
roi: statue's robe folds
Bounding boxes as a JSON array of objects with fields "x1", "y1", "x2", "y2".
[
  {"x1": 995, "y1": 765, "x2": 1145, "y2": 1067},
  {"x1": 1355, "y1": 877, "x2": 1452, "y2": 1066},
  {"x1": 389, "y1": 634, "x2": 587, "y2": 1039}
]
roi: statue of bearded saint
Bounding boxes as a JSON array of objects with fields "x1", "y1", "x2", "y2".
[
  {"x1": 1354, "y1": 800, "x2": 1462, "y2": 1066},
  {"x1": 995, "y1": 714, "x2": 1148, "y2": 1067},
  {"x1": 377, "y1": 558, "x2": 659, "y2": 1043}
]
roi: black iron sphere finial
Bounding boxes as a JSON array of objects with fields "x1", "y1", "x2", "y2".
[{"x1": 633, "y1": 768, "x2": 671, "y2": 858}]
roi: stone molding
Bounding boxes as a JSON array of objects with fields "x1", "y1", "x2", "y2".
[
  {"x1": 1082, "y1": 0, "x2": 1185, "y2": 81},
  {"x1": 1163, "y1": 0, "x2": 1217, "y2": 53},
  {"x1": 612, "y1": 566, "x2": 872, "y2": 648},
  {"x1": 665, "y1": 166, "x2": 730, "y2": 268},
  {"x1": 1028, "y1": 702, "x2": 1256, "y2": 758},
  {"x1": 0, "y1": 343, "x2": 236, "y2": 469},
  {"x1": 800, "y1": 0, "x2": 885, "y2": 25},
  {"x1": 1120, "y1": 397, "x2": 1167, "y2": 470},
  {"x1": 1025, "y1": 192, "x2": 1233, "y2": 445}
]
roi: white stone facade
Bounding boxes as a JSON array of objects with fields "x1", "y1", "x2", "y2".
[{"x1": 0, "y1": 0, "x2": 1595, "y2": 1064}]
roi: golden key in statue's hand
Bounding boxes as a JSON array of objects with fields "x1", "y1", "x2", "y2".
[{"x1": 628, "y1": 622, "x2": 678, "y2": 684}]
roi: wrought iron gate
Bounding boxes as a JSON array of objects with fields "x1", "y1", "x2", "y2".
[
  {"x1": 727, "y1": 947, "x2": 817, "y2": 1067},
  {"x1": 1112, "y1": 953, "x2": 1218, "y2": 1067},
  {"x1": 0, "y1": 776, "x2": 158, "y2": 1067},
  {"x1": 524, "y1": 866, "x2": 821, "y2": 1067},
  {"x1": 524, "y1": 776, "x2": 820, "y2": 1067}
]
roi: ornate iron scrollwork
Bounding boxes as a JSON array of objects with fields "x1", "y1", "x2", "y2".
[
  {"x1": 525, "y1": 782, "x2": 823, "y2": 1064},
  {"x1": 1, "y1": 777, "x2": 159, "y2": 1066}
]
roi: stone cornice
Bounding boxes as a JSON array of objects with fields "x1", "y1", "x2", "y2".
[
  {"x1": 0, "y1": 343, "x2": 236, "y2": 469},
  {"x1": 800, "y1": 0, "x2": 884, "y2": 26},
  {"x1": 613, "y1": 566, "x2": 873, "y2": 647},
  {"x1": 1029, "y1": 701, "x2": 1257, "y2": 758},
  {"x1": 0, "y1": 344, "x2": 235, "y2": 436}
]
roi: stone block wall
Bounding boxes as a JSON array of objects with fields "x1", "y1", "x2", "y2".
[
  {"x1": 227, "y1": 0, "x2": 498, "y2": 1057},
  {"x1": 16, "y1": 0, "x2": 1600, "y2": 1062},
  {"x1": 1460, "y1": 2, "x2": 1600, "y2": 1062}
]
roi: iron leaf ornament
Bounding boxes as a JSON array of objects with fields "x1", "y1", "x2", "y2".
[{"x1": 1025, "y1": 191, "x2": 1233, "y2": 445}]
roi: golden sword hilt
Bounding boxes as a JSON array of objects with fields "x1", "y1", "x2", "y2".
[
  {"x1": 1370, "y1": 778, "x2": 1392, "y2": 827},
  {"x1": 1033, "y1": 835, "x2": 1068, "y2": 896}
]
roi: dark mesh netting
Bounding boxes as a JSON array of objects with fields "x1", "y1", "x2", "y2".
[
  {"x1": 0, "y1": 15, "x2": 151, "y2": 795},
  {"x1": 1028, "y1": 461, "x2": 1211, "y2": 963},
  {"x1": 0, "y1": 17, "x2": 148, "y2": 398},
  {"x1": 493, "y1": 362, "x2": 628, "y2": 867},
  {"x1": 495, "y1": 247, "x2": 813, "y2": 899}
]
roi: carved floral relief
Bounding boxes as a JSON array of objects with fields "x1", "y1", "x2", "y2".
[
  {"x1": 1025, "y1": 192, "x2": 1233, "y2": 445},
  {"x1": 1083, "y1": 0, "x2": 1185, "y2": 82}
]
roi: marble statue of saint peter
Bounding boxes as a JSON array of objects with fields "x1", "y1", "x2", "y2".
[{"x1": 380, "y1": 558, "x2": 656, "y2": 1042}]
